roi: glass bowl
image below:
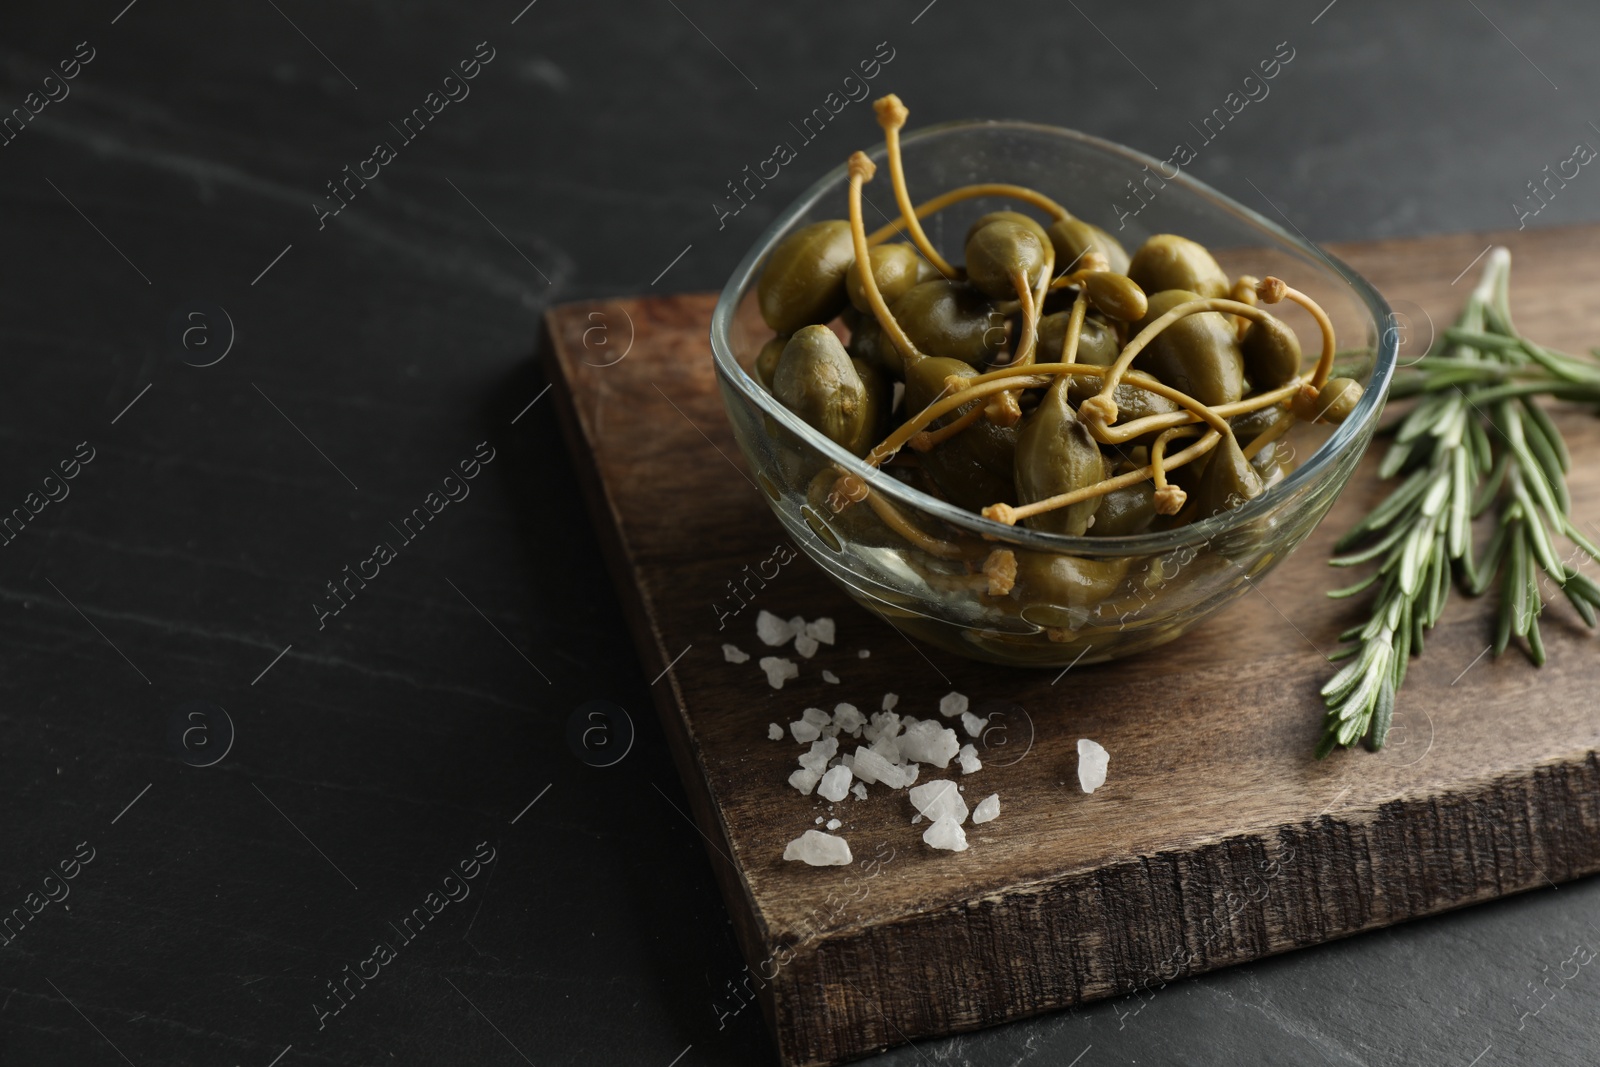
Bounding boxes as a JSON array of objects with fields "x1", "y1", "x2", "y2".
[{"x1": 710, "y1": 120, "x2": 1397, "y2": 667}]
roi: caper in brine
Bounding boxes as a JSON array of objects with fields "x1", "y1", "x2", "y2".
[
  {"x1": 1010, "y1": 551, "x2": 1131, "y2": 627},
  {"x1": 1315, "y1": 377, "x2": 1362, "y2": 423},
  {"x1": 1187, "y1": 433, "x2": 1264, "y2": 518},
  {"x1": 965, "y1": 211, "x2": 1052, "y2": 252},
  {"x1": 1084, "y1": 482, "x2": 1158, "y2": 537},
  {"x1": 1066, "y1": 377, "x2": 1180, "y2": 422},
  {"x1": 1038, "y1": 312, "x2": 1119, "y2": 366},
  {"x1": 1239, "y1": 308, "x2": 1302, "y2": 389},
  {"x1": 964, "y1": 219, "x2": 1047, "y2": 300},
  {"x1": 1081, "y1": 272, "x2": 1148, "y2": 322},
  {"x1": 1135, "y1": 289, "x2": 1245, "y2": 407},
  {"x1": 892, "y1": 279, "x2": 1007, "y2": 367},
  {"x1": 754, "y1": 335, "x2": 787, "y2": 389},
  {"x1": 772, "y1": 325, "x2": 883, "y2": 456},
  {"x1": 1127, "y1": 234, "x2": 1230, "y2": 299},
  {"x1": 904, "y1": 356, "x2": 1017, "y2": 508},
  {"x1": 1046, "y1": 217, "x2": 1131, "y2": 275},
  {"x1": 757, "y1": 220, "x2": 855, "y2": 334},
  {"x1": 1014, "y1": 375, "x2": 1105, "y2": 536},
  {"x1": 845, "y1": 242, "x2": 927, "y2": 312},
  {"x1": 847, "y1": 314, "x2": 899, "y2": 377}
]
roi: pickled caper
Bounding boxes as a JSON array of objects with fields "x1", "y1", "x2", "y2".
[
  {"x1": 755, "y1": 335, "x2": 787, "y2": 389},
  {"x1": 1045, "y1": 217, "x2": 1131, "y2": 275},
  {"x1": 964, "y1": 219, "x2": 1047, "y2": 300},
  {"x1": 772, "y1": 325, "x2": 885, "y2": 456},
  {"x1": 1013, "y1": 375, "x2": 1105, "y2": 535},
  {"x1": 1081, "y1": 272, "x2": 1148, "y2": 322},
  {"x1": 1315, "y1": 377, "x2": 1362, "y2": 423},
  {"x1": 758, "y1": 220, "x2": 856, "y2": 334},
  {"x1": 1085, "y1": 481, "x2": 1158, "y2": 537},
  {"x1": 845, "y1": 242, "x2": 930, "y2": 313},
  {"x1": 1128, "y1": 234, "x2": 1230, "y2": 299},
  {"x1": 892, "y1": 279, "x2": 1007, "y2": 367},
  {"x1": 1134, "y1": 289, "x2": 1245, "y2": 407},
  {"x1": 904, "y1": 356, "x2": 1016, "y2": 508},
  {"x1": 1038, "y1": 312, "x2": 1119, "y2": 366},
  {"x1": 1239, "y1": 308, "x2": 1303, "y2": 390},
  {"x1": 1186, "y1": 433, "x2": 1264, "y2": 518}
]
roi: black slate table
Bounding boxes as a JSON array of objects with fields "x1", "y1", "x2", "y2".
[{"x1": 3, "y1": 2, "x2": 1598, "y2": 1065}]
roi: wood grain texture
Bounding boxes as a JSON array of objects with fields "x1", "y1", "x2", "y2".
[{"x1": 541, "y1": 224, "x2": 1600, "y2": 1067}]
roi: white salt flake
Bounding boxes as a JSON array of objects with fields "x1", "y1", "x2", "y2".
[
  {"x1": 958, "y1": 743, "x2": 982, "y2": 775},
  {"x1": 826, "y1": 818, "x2": 841, "y2": 830},
  {"x1": 1077, "y1": 738, "x2": 1109, "y2": 793},
  {"x1": 804, "y1": 617, "x2": 836, "y2": 645},
  {"x1": 909, "y1": 780, "x2": 969, "y2": 824},
  {"x1": 851, "y1": 746, "x2": 913, "y2": 789},
  {"x1": 822, "y1": 670, "x2": 841, "y2": 685},
  {"x1": 869, "y1": 732, "x2": 903, "y2": 765},
  {"x1": 939, "y1": 692, "x2": 969, "y2": 718},
  {"x1": 858, "y1": 649, "x2": 871, "y2": 659},
  {"x1": 832, "y1": 703, "x2": 866, "y2": 736},
  {"x1": 802, "y1": 707, "x2": 832, "y2": 727},
  {"x1": 899, "y1": 720, "x2": 960, "y2": 768},
  {"x1": 817, "y1": 764, "x2": 853, "y2": 803},
  {"x1": 722, "y1": 643, "x2": 750, "y2": 664},
  {"x1": 973, "y1": 793, "x2": 1000, "y2": 824},
  {"x1": 788, "y1": 615, "x2": 806, "y2": 638},
  {"x1": 759, "y1": 656, "x2": 798, "y2": 689},
  {"x1": 851, "y1": 782, "x2": 868, "y2": 800},
  {"x1": 922, "y1": 815, "x2": 968, "y2": 852},
  {"x1": 798, "y1": 737, "x2": 838, "y2": 776},
  {"x1": 863, "y1": 710, "x2": 901, "y2": 743},
  {"x1": 790, "y1": 719, "x2": 821, "y2": 744},
  {"x1": 881, "y1": 692, "x2": 899, "y2": 712},
  {"x1": 783, "y1": 829, "x2": 852, "y2": 866},
  {"x1": 767, "y1": 723, "x2": 783, "y2": 741},
  {"x1": 756, "y1": 610, "x2": 794, "y2": 647},
  {"x1": 788, "y1": 767, "x2": 820, "y2": 795},
  {"x1": 815, "y1": 815, "x2": 824, "y2": 824},
  {"x1": 794, "y1": 633, "x2": 820, "y2": 659},
  {"x1": 960, "y1": 711, "x2": 987, "y2": 738}
]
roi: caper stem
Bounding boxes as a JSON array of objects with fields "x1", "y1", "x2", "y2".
[
  {"x1": 910, "y1": 403, "x2": 985, "y2": 451},
  {"x1": 1081, "y1": 296, "x2": 1295, "y2": 428},
  {"x1": 1240, "y1": 405, "x2": 1295, "y2": 460},
  {"x1": 864, "y1": 182, "x2": 1073, "y2": 246},
  {"x1": 1253, "y1": 276, "x2": 1339, "y2": 391},
  {"x1": 873, "y1": 96, "x2": 958, "y2": 278},
  {"x1": 983, "y1": 431, "x2": 1223, "y2": 526},
  {"x1": 867, "y1": 373, "x2": 1081, "y2": 466},
  {"x1": 1059, "y1": 289, "x2": 1089, "y2": 365},
  {"x1": 846, "y1": 151, "x2": 928, "y2": 369},
  {"x1": 1229, "y1": 275, "x2": 1260, "y2": 342},
  {"x1": 1151, "y1": 425, "x2": 1204, "y2": 514},
  {"x1": 833, "y1": 470, "x2": 976, "y2": 560}
]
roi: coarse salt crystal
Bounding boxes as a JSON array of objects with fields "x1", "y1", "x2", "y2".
[
  {"x1": 899, "y1": 720, "x2": 960, "y2": 769},
  {"x1": 798, "y1": 737, "x2": 838, "y2": 776},
  {"x1": 783, "y1": 829, "x2": 852, "y2": 866},
  {"x1": 869, "y1": 732, "x2": 903, "y2": 765},
  {"x1": 958, "y1": 743, "x2": 982, "y2": 775},
  {"x1": 790, "y1": 719, "x2": 821, "y2": 744},
  {"x1": 960, "y1": 711, "x2": 987, "y2": 738},
  {"x1": 822, "y1": 670, "x2": 840, "y2": 684},
  {"x1": 722, "y1": 644, "x2": 750, "y2": 664},
  {"x1": 851, "y1": 746, "x2": 912, "y2": 789},
  {"x1": 922, "y1": 815, "x2": 968, "y2": 852},
  {"x1": 767, "y1": 723, "x2": 783, "y2": 741},
  {"x1": 794, "y1": 633, "x2": 820, "y2": 659},
  {"x1": 851, "y1": 782, "x2": 868, "y2": 800},
  {"x1": 788, "y1": 767, "x2": 820, "y2": 795},
  {"x1": 815, "y1": 815, "x2": 823, "y2": 824},
  {"x1": 756, "y1": 610, "x2": 794, "y2": 647},
  {"x1": 759, "y1": 656, "x2": 798, "y2": 689},
  {"x1": 972, "y1": 793, "x2": 1000, "y2": 824},
  {"x1": 805, "y1": 617, "x2": 836, "y2": 645},
  {"x1": 818, "y1": 764, "x2": 853, "y2": 802},
  {"x1": 826, "y1": 818, "x2": 841, "y2": 830},
  {"x1": 1078, "y1": 738, "x2": 1109, "y2": 793},
  {"x1": 863, "y1": 710, "x2": 901, "y2": 743},
  {"x1": 881, "y1": 693, "x2": 899, "y2": 712},
  {"x1": 939, "y1": 692, "x2": 969, "y2": 718},
  {"x1": 832, "y1": 703, "x2": 865, "y2": 736},
  {"x1": 909, "y1": 780, "x2": 969, "y2": 824},
  {"x1": 802, "y1": 707, "x2": 831, "y2": 727},
  {"x1": 858, "y1": 649, "x2": 871, "y2": 658},
  {"x1": 788, "y1": 615, "x2": 806, "y2": 638}
]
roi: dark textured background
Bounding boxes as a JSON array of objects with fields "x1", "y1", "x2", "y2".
[{"x1": 2, "y1": 1, "x2": 1598, "y2": 1064}]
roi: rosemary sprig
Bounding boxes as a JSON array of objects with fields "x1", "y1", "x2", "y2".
[{"x1": 1317, "y1": 249, "x2": 1600, "y2": 757}]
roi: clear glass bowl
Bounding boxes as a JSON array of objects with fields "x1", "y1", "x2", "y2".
[{"x1": 710, "y1": 120, "x2": 1397, "y2": 667}]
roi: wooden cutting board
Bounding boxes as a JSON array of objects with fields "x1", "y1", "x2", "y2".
[{"x1": 541, "y1": 224, "x2": 1600, "y2": 1067}]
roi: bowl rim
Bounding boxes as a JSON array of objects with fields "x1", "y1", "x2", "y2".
[{"x1": 709, "y1": 117, "x2": 1398, "y2": 556}]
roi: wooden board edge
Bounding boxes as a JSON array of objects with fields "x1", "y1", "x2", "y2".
[{"x1": 765, "y1": 752, "x2": 1600, "y2": 1066}]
